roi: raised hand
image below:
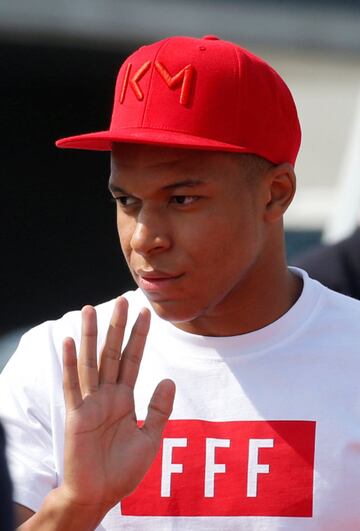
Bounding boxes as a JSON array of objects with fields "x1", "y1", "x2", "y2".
[{"x1": 61, "y1": 296, "x2": 175, "y2": 517}]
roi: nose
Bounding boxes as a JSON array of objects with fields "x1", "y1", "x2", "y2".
[{"x1": 130, "y1": 207, "x2": 171, "y2": 257}]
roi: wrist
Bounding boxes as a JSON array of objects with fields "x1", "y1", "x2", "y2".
[
  {"x1": 19, "y1": 486, "x2": 110, "y2": 531},
  {"x1": 50, "y1": 486, "x2": 110, "y2": 530}
]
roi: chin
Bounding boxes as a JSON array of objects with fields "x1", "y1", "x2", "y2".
[{"x1": 148, "y1": 298, "x2": 203, "y2": 325}]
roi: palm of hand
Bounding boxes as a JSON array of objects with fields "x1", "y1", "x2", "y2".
[{"x1": 62, "y1": 297, "x2": 175, "y2": 512}]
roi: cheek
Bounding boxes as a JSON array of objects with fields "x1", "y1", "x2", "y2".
[{"x1": 190, "y1": 209, "x2": 259, "y2": 260}]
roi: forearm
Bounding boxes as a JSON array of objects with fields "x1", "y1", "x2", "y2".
[{"x1": 17, "y1": 487, "x2": 109, "y2": 531}]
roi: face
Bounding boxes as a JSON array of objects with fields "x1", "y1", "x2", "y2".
[{"x1": 109, "y1": 143, "x2": 269, "y2": 334}]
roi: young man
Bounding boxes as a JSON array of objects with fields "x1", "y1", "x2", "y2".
[{"x1": 1, "y1": 35, "x2": 360, "y2": 530}]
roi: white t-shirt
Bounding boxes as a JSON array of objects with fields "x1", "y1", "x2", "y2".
[{"x1": 1, "y1": 269, "x2": 360, "y2": 530}]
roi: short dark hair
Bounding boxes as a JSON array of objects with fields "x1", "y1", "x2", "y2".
[{"x1": 235, "y1": 153, "x2": 274, "y2": 184}]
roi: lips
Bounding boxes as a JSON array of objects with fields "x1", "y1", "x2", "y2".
[{"x1": 136, "y1": 269, "x2": 183, "y2": 293}]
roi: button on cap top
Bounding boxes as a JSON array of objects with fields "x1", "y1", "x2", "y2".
[{"x1": 202, "y1": 35, "x2": 220, "y2": 40}]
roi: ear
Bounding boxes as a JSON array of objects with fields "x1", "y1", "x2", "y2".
[{"x1": 263, "y1": 163, "x2": 296, "y2": 223}]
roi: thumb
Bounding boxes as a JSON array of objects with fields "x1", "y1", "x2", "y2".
[{"x1": 141, "y1": 379, "x2": 176, "y2": 444}]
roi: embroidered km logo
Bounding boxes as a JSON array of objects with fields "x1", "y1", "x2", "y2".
[{"x1": 120, "y1": 61, "x2": 195, "y2": 106}]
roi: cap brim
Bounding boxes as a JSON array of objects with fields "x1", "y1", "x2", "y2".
[{"x1": 55, "y1": 128, "x2": 255, "y2": 155}]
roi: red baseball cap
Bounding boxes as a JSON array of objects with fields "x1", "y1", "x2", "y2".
[{"x1": 56, "y1": 35, "x2": 301, "y2": 165}]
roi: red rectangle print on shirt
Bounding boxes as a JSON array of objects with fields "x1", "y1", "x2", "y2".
[{"x1": 121, "y1": 420, "x2": 316, "y2": 518}]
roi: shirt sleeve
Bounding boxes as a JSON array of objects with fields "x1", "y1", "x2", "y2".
[{"x1": 0, "y1": 323, "x2": 59, "y2": 512}]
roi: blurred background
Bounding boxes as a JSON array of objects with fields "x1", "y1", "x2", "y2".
[{"x1": 1, "y1": 0, "x2": 360, "y2": 368}]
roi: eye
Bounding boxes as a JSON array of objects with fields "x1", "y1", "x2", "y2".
[
  {"x1": 114, "y1": 195, "x2": 138, "y2": 207},
  {"x1": 171, "y1": 195, "x2": 199, "y2": 206}
]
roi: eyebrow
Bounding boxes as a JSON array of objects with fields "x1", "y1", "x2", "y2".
[{"x1": 108, "y1": 178, "x2": 206, "y2": 194}]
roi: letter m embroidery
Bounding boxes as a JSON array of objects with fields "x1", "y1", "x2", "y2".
[{"x1": 155, "y1": 62, "x2": 194, "y2": 105}]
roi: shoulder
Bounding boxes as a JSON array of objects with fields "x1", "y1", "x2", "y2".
[
  {"x1": 2, "y1": 289, "x2": 146, "y2": 374},
  {"x1": 292, "y1": 266, "x2": 360, "y2": 324},
  {"x1": 305, "y1": 272, "x2": 360, "y2": 340},
  {"x1": 320, "y1": 282, "x2": 360, "y2": 314}
]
